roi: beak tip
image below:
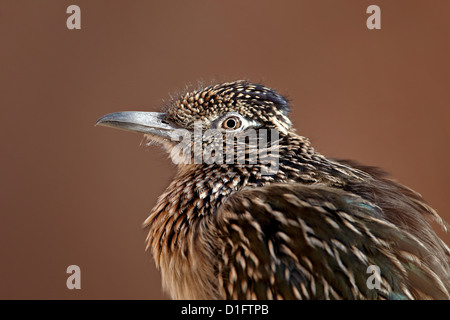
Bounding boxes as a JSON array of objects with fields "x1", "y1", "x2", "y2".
[{"x1": 95, "y1": 114, "x2": 111, "y2": 127}]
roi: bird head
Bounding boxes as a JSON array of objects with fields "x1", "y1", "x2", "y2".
[{"x1": 96, "y1": 80, "x2": 292, "y2": 168}]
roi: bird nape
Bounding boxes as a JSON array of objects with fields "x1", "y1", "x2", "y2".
[{"x1": 96, "y1": 80, "x2": 450, "y2": 300}]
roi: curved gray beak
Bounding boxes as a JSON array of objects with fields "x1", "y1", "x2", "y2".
[{"x1": 96, "y1": 112, "x2": 175, "y2": 139}]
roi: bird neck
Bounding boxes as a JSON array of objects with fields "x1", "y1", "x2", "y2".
[
  {"x1": 144, "y1": 132, "x2": 370, "y2": 256},
  {"x1": 142, "y1": 131, "x2": 378, "y2": 299}
]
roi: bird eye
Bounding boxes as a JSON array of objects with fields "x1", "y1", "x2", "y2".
[{"x1": 221, "y1": 116, "x2": 242, "y2": 130}]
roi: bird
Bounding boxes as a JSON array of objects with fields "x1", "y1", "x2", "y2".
[{"x1": 96, "y1": 80, "x2": 450, "y2": 300}]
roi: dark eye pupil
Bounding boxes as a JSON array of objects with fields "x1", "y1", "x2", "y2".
[{"x1": 226, "y1": 119, "x2": 236, "y2": 128}]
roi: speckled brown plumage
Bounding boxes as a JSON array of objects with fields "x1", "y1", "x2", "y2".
[{"x1": 97, "y1": 80, "x2": 450, "y2": 300}]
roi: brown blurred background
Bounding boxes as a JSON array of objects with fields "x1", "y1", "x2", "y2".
[{"x1": 1, "y1": 1, "x2": 449, "y2": 299}]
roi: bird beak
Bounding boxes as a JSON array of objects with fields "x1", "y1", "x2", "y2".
[{"x1": 95, "y1": 112, "x2": 175, "y2": 139}]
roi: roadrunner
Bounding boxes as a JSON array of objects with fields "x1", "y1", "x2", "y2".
[{"x1": 97, "y1": 80, "x2": 450, "y2": 300}]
